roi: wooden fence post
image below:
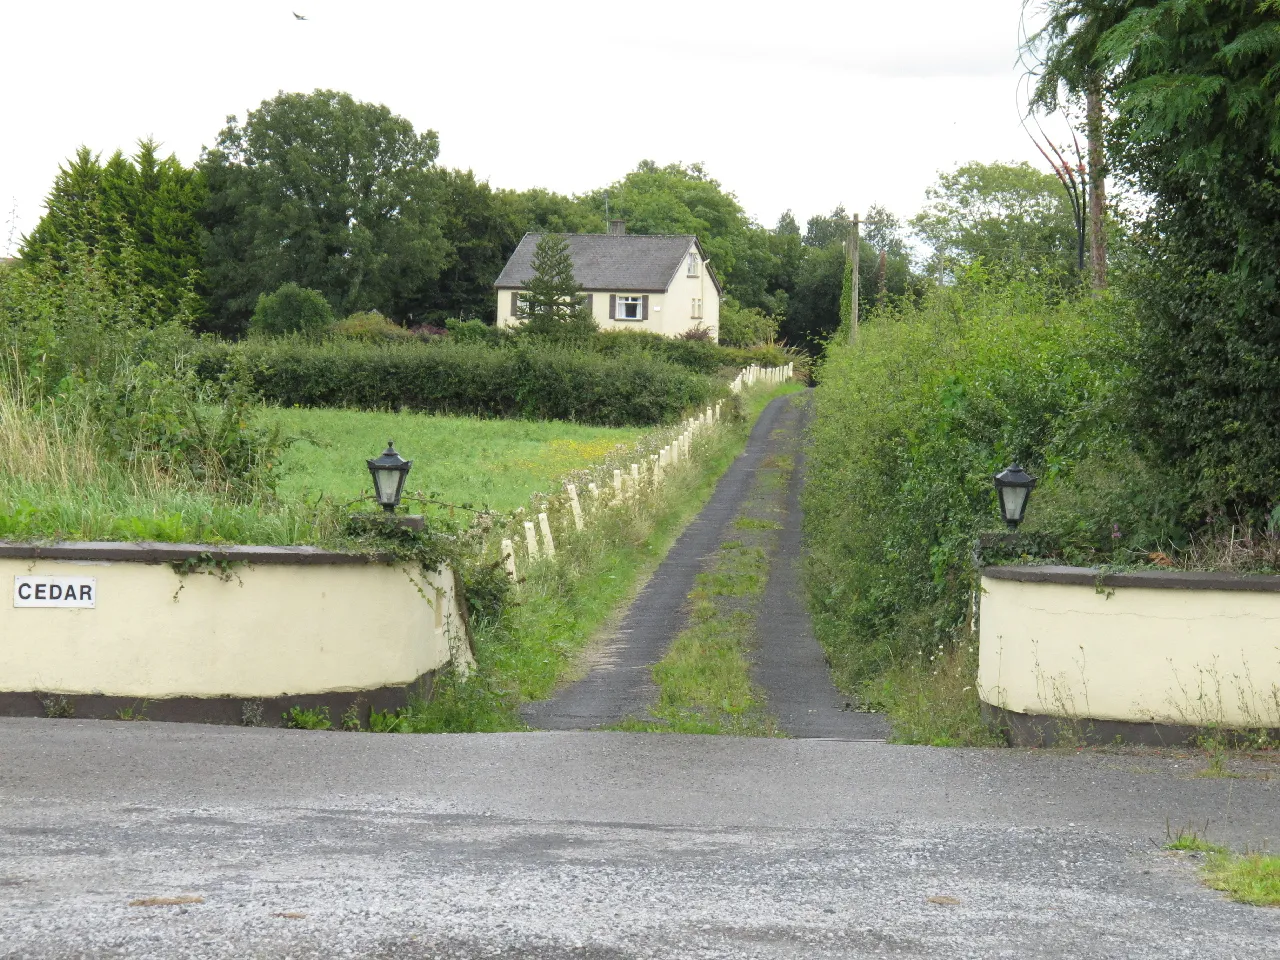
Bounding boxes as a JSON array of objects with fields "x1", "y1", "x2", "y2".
[
  {"x1": 500, "y1": 538, "x2": 518, "y2": 580},
  {"x1": 537, "y1": 512, "x2": 555, "y2": 557},
  {"x1": 566, "y1": 483, "x2": 584, "y2": 531}
]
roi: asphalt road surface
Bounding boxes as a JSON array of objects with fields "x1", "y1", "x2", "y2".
[
  {"x1": 2, "y1": 719, "x2": 1277, "y2": 958},
  {"x1": 524, "y1": 393, "x2": 887, "y2": 739}
]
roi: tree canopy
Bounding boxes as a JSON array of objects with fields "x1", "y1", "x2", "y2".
[
  {"x1": 198, "y1": 89, "x2": 450, "y2": 336},
  {"x1": 19, "y1": 90, "x2": 944, "y2": 352},
  {"x1": 910, "y1": 161, "x2": 1079, "y2": 276},
  {"x1": 1034, "y1": 0, "x2": 1280, "y2": 516}
]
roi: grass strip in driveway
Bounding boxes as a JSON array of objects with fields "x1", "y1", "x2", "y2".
[
  {"x1": 641, "y1": 537, "x2": 780, "y2": 735},
  {"x1": 617, "y1": 440, "x2": 797, "y2": 736}
]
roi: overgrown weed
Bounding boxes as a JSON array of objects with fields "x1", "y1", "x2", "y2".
[
  {"x1": 282, "y1": 706, "x2": 331, "y2": 730},
  {"x1": 863, "y1": 645, "x2": 1001, "y2": 746},
  {"x1": 1204, "y1": 851, "x2": 1280, "y2": 907}
]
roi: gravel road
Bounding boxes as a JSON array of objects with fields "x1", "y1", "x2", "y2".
[{"x1": 2, "y1": 719, "x2": 1277, "y2": 958}]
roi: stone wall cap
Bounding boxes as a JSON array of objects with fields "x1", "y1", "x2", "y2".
[
  {"x1": 0, "y1": 541, "x2": 393, "y2": 565},
  {"x1": 982, "y1": 563, "x2": 1280, "y2": 593}
]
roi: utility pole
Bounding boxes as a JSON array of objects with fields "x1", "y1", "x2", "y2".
[{"x1": 847, "y1": 213, "x2": 860, "y2": 346}]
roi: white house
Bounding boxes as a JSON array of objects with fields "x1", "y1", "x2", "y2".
[{"x1": 493, "y1": 222, "x2": 721, "y2": 339}]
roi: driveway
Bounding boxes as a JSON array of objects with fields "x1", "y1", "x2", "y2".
[
  {"x1": 523, "y1": 392, "x2": 888, "y2": 739},
  {"x1": 1, "y1": 719, "x2": 1277, "y2": 958}
]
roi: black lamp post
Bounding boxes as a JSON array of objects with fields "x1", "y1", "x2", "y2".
[
  {"x1": 367, "y1": 441, "x2": 412, "y2": 514},
  {"x1": 993, "y1": 464, "x2": 1037, "y2": 531}
]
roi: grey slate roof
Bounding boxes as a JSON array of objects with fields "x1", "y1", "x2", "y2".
[{"x1": 494, "y1": 233, "x2": 717, "y2": 293}]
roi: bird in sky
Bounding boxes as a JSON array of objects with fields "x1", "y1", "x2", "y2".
[{"x1": 293, "y1": 11, "x2": 307, "y2": 20}]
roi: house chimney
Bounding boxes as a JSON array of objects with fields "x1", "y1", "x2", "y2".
[{"x1": 608, "y1": 219, "x2": 626, "y2": 236}]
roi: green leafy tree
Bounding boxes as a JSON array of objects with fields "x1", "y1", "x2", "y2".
[
  {"x1": 515, "y1": 234, "x2": 596, "y2": 341},
  {"x1": 199, "y1": 90, "x2": 450, "y2": 336},
  {"x1": 776, "y1": 210, "x2": 801, "y2": 237},
  {"x1": 21, "y1": 140, "x2": 206, "y2": 320},
  {"x1": 249, "y1": 282, "x2": 335, "y2": 338},
  {"x1": 783, "y1": 205, "x2": 918, "y2": 347},
  {"x1": 418, "y1": 173, "x2": 599, "y2": 324},
  {"x1": 910, "y1": 161, "x2": 1080, "y2": 278},
  {"x1": 585, "y1": 161, "x2": 790, "y2": 312},
  {"x1": 782, "y1": 242, "x2": 845, "y2": 347},
  {"x1": 587, "y1": 161, "x2": 746, "y2": 270},
  {"x1": 803, "y1": 205, "x2": 849, "y2": 248},
  {"x1": 863, "y1": 204, "x2": 906, "y2": 258},
  {"x1": 1037, "y1": 0, "x2": 1280, "y2": 516},
  {"x1": 718, "y1": 297, "x2": 778, "y2": 347}
]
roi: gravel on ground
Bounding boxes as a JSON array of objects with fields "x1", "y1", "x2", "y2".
[{"x1": 1, "y1": 719, "x2": 1277, "y2": 958}]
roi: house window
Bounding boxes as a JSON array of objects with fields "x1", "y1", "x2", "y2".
[
  {"x1": 618, "y1": 296, "x2": 643, "y2": 320},
  {"x1": 691, "y1": 298, "x2": 703, "y2": 319},
  {"x1": 687, "y1": 253, "x2": 700, "y2": 277}
]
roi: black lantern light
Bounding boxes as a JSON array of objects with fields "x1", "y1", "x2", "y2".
[
  {"x1": 367, "y1": 441, "x2": 412, "y2": 513},
  {"x1": 993, "y1": 463, "x2": 1037, "y2": 530}
]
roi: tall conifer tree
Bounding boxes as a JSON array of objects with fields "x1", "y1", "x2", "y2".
[
  {"x1": 21, "y1": 140, "x2": 205, "y2": 320},
  {"x1": 515, "y1": 234, "x2": 596, "y2": 340}
]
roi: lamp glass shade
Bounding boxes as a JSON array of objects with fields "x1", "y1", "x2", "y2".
[
  {"x1": 372, "y1": 467, "x2": 403, "y2": 504},
  {"x1": 366, "y1": 441, "x2": 412, "y2": 511},
  {"x1": 992, "y1": 463, "x2": 1037, "y2": 527},
  {"x1": 998, "y1": 484, "x2": 1030, "y2": 525}
]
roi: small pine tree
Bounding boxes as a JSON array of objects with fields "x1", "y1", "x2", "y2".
[{"x1": 516, "y1": 234, "x2": 597, "y2": 340}]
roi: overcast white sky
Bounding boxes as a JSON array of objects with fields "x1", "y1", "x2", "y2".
[{"x1": 1, "y1": 0, "x2": 1052, "y2": 256}]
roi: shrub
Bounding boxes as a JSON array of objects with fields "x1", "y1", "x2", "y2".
[
  {"x1": 409, "y1": 323, "x2": 448, "y2": 339},
  {"x1": 0, "y1": 245, "x2": 287, "y2": 501},
  {"x1": 332, "y1": 311, "x2": 414, "y2": 342},
  {"x1": 195, "y1": 338, "x2": 721, "y2": 427},
  {"x1": 445, "y1": 318, "x2": 509, "y2": 345},
  {"x1": 249, "y1": 283, "x2": 334, "y2": 338},
  {"x1": 803, "y1": 272, "x2": 1138, "y2": 689},
  {"x1": 677, "y1": 324, "x2": 715, "y2": 342},
  {"x1": 718, "y1": 297, "x2": 779, "y2": 348}
]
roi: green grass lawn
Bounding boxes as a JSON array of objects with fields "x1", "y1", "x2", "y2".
[{"x1": 266, "y1": 408, "x2": 646, "y2": 512}]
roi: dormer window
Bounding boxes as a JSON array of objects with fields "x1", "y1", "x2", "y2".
[{"x1": 687, "y1": 253, "x2": 700, "y2": 277}]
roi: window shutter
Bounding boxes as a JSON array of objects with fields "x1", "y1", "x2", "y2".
[
  {"x1": 511, "y1": 291, "x2": 518, "y2": 316},
  {"x1": 587, "y1": 293, "x2": 594, "y2": 313},
  {"x1": 609, "y1": 294, "x2": 616, "y2": 320},
  {"x1": 642, "y1": 295, "x2": 649, "y2": 321}
]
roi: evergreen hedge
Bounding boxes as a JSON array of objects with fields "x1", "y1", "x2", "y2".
[
  {"x1": 195, "y1": 339, "x2": 722, "y2": 426},
  {"x1": 590, "y1": 330, "x2": 801, "y2": 377}
]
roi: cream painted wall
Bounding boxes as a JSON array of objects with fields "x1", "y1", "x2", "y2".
[
  {"x1": 0, "y1": 558, "x2": 464, "y2": 699},
  {"x1": 661, "y1": 242, "x2": 720, "y2": 339},
  {"x1": 495, "y1": 240, "x2": 719, "y2": 339},
  {"x1": 978, "y1": 576, "x2": 1280, "y2": 727}
]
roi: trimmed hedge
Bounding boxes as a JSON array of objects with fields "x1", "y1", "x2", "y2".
[
  {"x1": 590, "y1": 330, "x2": 802, "y2": 377},
  {"x1": 195, "y1": 339, "x2": 722, "y2": 427}
]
